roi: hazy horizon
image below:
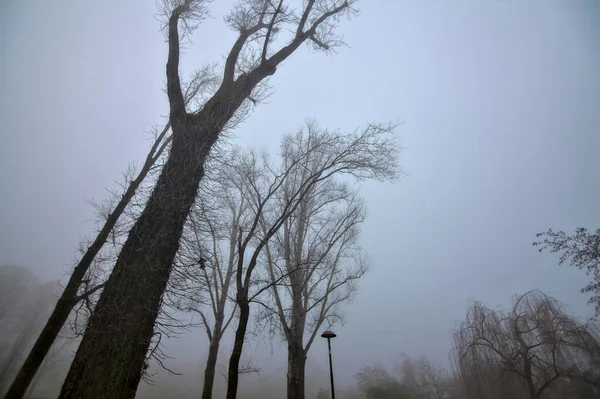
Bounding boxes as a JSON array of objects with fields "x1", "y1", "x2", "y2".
[{"x1": 1, "y1": 0, "x2": 599, "y2": 395}]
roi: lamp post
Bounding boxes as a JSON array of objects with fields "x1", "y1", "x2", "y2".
[{"x1": 321, "y1": 330, "x2": 337, "y2": 399}]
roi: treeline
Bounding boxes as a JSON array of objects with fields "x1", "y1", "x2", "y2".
[
  {"x1": 0, "y1": 266, "x2": 75, "y2": 398},
  {"x1": 1, "y1": 119, "x2": 401, "y2": 399},
  {"x1": 3, "y1": 0, "x2": 600, "y2": 398},
  {"x1": 4, "y1": 268, "x2": 599, "y2": 399},
  {"x1": 348, "y1": 290, "x2": 600, "y2": 399}
]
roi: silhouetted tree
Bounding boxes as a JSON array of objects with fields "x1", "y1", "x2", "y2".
[
  {"x1": 395, "y1": 355, "x2": 451, "y2": 399},
  {"x1": 355, "y1": 365, "x2": 415, "y2": 399},
  {"x1": 224, "y1": 121, "x2": 399, "y2": 399},
  {"x1": 3, "y1": 67, "x2": 216, "y2": 399},
  {"x1": 451, "y1": 290, "x2": 600, "y2": 399},
  {"x1": 257, "y1": 126, "x2": 376, "y2": 399},
  {"x1": 58, "y1": 0, "x2": 360, "y2": 397},
  {"x1": 534, "y1": 228, "x2": 600, "y2": 315},
  {"x1": 173, "y1": 148, "x2": 258, "y2": 399}
]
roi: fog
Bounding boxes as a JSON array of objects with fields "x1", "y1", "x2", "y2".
[{"x1": 1, "y1": 0, "x2": 599, "y2": 398}]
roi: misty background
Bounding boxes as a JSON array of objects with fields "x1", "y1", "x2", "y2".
[{"x1": 1, "y1": 0, "x2": 598, "y2": 396}]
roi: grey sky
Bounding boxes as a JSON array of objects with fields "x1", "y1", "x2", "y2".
[{"x1": 1, "y1": 0, "x2": 599, "y2": 392}]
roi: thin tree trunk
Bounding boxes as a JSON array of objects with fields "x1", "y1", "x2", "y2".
[
  {"x1": 201, "y1": 339, "x2": 220, "y2": 399},
  {"x1": 201, "y1": 319, "x2": 223, "y2": 399},
  {"x1": 226, "y1": 296, "x2": 250, "y2": 399},
  {"x1": 57, "y1": 84, "x2": 251, "y2": 399},
  {"x1": 4, "y1": 212, "x2": 121, "y2": 399},
  {"x1": 4, "y1": 124, "x2": 170, "y2": 399},
  {"x1": 287, "y1": 338, "x2": 306, "y2": 399},
  {"x1": 200, "y1": 220, "x2": 237, "y2": 399}
]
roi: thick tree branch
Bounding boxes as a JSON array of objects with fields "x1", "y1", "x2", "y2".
[
  {"x1": 261, "y1": 0, "x2": 284, "y2": 62},
  {"x1": 223, "y1": 23, "x2": 268, "y2": 84},
  {"x1": 166, "y1": 3, "x2": 189, "y2": 119}
]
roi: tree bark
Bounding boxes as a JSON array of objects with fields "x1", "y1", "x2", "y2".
[
  {"x1": 226, "y1": 295, "x2": 250, "y2": 399},
  {"x1": 287, "y1": 339, "x2": 306, "y2": 399},
  {"x1": 286, "y1": 289, "x2": 307, "y2": 399},
  {"x1": 58, "y1": 83, "x2": 252, "y2": 399},
  {"x1": 3, "y1": 133, "x2": 163, "y2": 399}
]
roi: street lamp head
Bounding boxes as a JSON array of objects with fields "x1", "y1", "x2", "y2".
[{"x1": 321, "y1": 330, "x2": 337, "y2": 339}]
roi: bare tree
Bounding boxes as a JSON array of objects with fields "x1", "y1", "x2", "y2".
[
  {"x1": 58, "y1": 0, "x2": 359, "y2": 397},
  {"x1": 354, "y1": 357, "x2": 453, "y2": 399},
  {"x1": 0, "y1": 266, "x2": 58, "y2": 396},
  {"x1": 355, "y1": 364, "x2": 414, "y2": 399},
  {"x1": 3, "y1": 65, "x2": 216, "y2": 399},
  {"x1": 172, "y1": 148, "x2": 258, "y2": 399},
  {"x1": 256, "y1": 140, "x2": 370, "y2": 399},
  {"x1": 451, "y1": 290, "x2": 600, "y2": 399},
  {"x1": 534, "y1": 228, "x2": 600, "y2": 315},
  {"x1": 395, "y1": 355, "x2": 451, "y2": 399},
  {"x1": 0, "y1": 265, "x2": 36, "y2": 324},
  {"x1": 224, "y1": 121, "x2": 400, "y2": 399}
]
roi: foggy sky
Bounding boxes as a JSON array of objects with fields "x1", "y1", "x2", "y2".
[{"x1": 1, "y1": 0, "x2": 599, "y2": 391}]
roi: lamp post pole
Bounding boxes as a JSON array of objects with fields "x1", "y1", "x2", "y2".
[{"x1": 321, "y1": 330, "x2": 337, "y2": 399}]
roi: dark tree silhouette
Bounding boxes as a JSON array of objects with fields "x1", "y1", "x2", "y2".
[
  {"x1": 534, "y1": 228, "x2": 600, "y2": 315},
  {"x1": 3, "y1": 65, "x2": 216, "y2": 399},
  {"x1": 451, "y1": 290, "x2": 600, "y2": 399},
  {"x1": 58, "y1": 1, "x2": 359, "y2": 398},
  {"x1": 224, "y1": 122, "x2": 399, "y2": 399}
]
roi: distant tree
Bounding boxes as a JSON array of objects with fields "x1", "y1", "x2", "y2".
[
  {"x1": 0, "y1": 266, "x2": 58, "y2": 396},
  {"x1": 0, "y1": 265, "x2": 36, "y2": 323},
  {"x1": 451, "y1": 290, "x2": 600, "y2": 399},
  {"x1": 534, "y1": 228, "x2": 600, "y2": 315},
  {"x1": 223, "y1": 122, "x2": 399, "y2": 399},
  {"x1": 395, "y1": 355, "x2": 451, "y2": 399},
  {"x1": 58, "y1": 0, "x2": 361, "y2": 397},
  {"x1": 25, "y1": 335, "x2": 75, "y2": 399},
  {"x1": 256, "y1": 124, "x2": 378, "y2": 399},
  {"x1": 355, "y1": 365, "x2": 414, "y2": 399}
]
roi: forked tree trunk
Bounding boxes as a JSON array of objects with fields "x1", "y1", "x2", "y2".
[{"x1": 58, "y1": 84, "x2": 253, "y2": 399}]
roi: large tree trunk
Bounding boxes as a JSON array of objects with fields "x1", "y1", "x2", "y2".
[
  {"x1": 287, "y1": 338, "x2": 306, "y2": 399},
  {"x1": 286, "y1": 293, "x2": 307, "y2": 399},
  {"x1": 58, "y1": 85, "x2": 251, "y2": 399},
  {"x1": 4, "y1": 124, "x2": 170, "y2": 399},
  {"x1": 226, "y1": 295, "x2": 250, "y2": 399}
]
